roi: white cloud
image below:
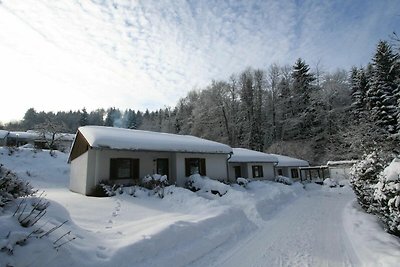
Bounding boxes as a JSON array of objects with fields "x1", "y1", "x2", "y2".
[{"x1": 0, "y1": 0, "x2": 399, "y2": 123}]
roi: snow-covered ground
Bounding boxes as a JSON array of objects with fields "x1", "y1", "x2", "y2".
[{"x1": 1, "y1": 147, "x2": 399, "y2": 266}]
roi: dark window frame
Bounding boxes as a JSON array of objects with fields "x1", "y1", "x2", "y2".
[
  {"x1": 234, "y1": 166, "x2": 242, "y2": 178},
  {"x1": 277, "y1": 168, "x2": 283, "y2": 176},
  {"x1": 185, "y1": 158, "x2": 206, "y2": 177},
  {"x1": 110, "y1": 158, "x2": 139, "y2": 180},
  {"x1": 252, "y1": 165, "x2": 264, "y2": 178},
  {"x1": 156, "y1": 158, "x2": 169, "y2": 177},
  {"x1": 291, "y1": 168, "x2": 299, "y2": 179}
]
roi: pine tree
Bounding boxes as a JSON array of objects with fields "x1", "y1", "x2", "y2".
[
  {"x1": 79, "y1": 108, "x2": 88, "y2": 126},
  {"x1": 350, "y1": 67, "x2": 369, "y2": 118},
  {"x1": 367, "y1": 41, "x2": 398, "y2": 133},
  {"x1": 291, "y1": 58, "x2": 316, "y2": 113}
]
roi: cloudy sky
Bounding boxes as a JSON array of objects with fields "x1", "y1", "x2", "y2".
[{"x1": 0, "y1": 0, "x2": 399, "y2": 123}]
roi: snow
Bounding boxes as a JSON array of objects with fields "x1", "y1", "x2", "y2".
[
  {"x1": 0, "y1": 130, "x2": 9, "y2": 139},
  {"x1": 1, "y1": 147, "x2": 399, "y2": 266},
  {"x1": 229, "y1": 148, "x2": 278, "y2": 163},
  {"x1": 76, "y1": 126, "x2": 232, "y2": 154},
  {"x1": 7, "y1": 131, "x2": 37, "y2": 140},
  {"x1": 7, "y1": 131, "x2": 75, "y2": 142},
  {"x1": 275, "y1": 175, "x2": 293, "y2": 185},
  {"x1": 381, "y1": 158, "x2": 400, "y2": 182},
  {"x1": 270, "y1": 153, "x2": 309, "y2": 167},
  {"x1": 327, "y1": 160, "x2": 358, "y2": 166}
]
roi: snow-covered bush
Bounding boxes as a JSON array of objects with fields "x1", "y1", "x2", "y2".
[
  {"x1": 349, "y1": 151, "x2": 389, "y2": 214},
  {"x1": 0, "y1": 164, "x2": 34, "y2": 208},
  {"x1": 323, "y1": 178, "x2": 338, "y2": 188},
  {"x1": 185, "y1": 174, "x2": 229, "y2": 196},
  {"x1": 374, "y1": 158, "x2": 400, "y2": 236},
  {"x1": 236, "y1": 177, "x2": 249, "y2": 188},
  {"x1": 142, "y1": 174, "x2": 169, "y2": 198},
  {"x1": 91, "y1": 181, "x2": 121, "y2": 197},
  {"x1": 275, "y1": 175, "x2": 293, "y2": 185}
]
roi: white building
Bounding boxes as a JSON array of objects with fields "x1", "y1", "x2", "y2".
[
  {"x1": 68, "y1": 126, "x2": 232, "y2": 195},
  {"x1": 271, "y1": 154, "x2": 309, "y2": 179},
  {"x1": 228, "y1": 148, "x2": 278, "y2": 181}
]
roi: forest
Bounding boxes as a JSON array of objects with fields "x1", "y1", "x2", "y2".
[{"x1": 2, "y1": 36, "x2": 400, "y2": 165}]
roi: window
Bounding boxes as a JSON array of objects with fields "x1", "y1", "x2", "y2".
[
  {"x1": 291, "y1": 169, "x2": 299, "y2": 179},
  {"x1": 156, "y1": 158, "x2": 169, "y2": 176},
  {"x1": 110, "y1": 158, "x2": 139, "y2": 180},
  {"x1": 234, "y1": 166, "x2": 242, "y2": 178},
  {"x1": 277, "y1": 169, "x2": 283, "y2": 176},
  {"x1": 185, "y1": 158, "x2": 206, "y2": 176},
  {"x1": 252, "y1": 165, "x2": 264, "y2": 178}
]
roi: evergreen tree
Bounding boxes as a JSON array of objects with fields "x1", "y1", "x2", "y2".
[
  {"x1": 291, "y1": 58, "x2": 316, "y2": 113},
  {"x1": 79, "y1": 108, "x2": 88, "y2": 126},
  {"x1": 367, "y1": 41, "x2": 398, "y2": 133}
]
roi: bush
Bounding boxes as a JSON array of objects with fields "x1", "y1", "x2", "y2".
[
  {"x1": 0, "y1": 164, "x2": 34, "y2": 208},
  {"x1": 236, "y1": 177, "x2": 249, "y2": 188},
  {"x1": 141, "y1": 174, "x2": 169, "y2": 198},
  {"x1": 349, "y1": 151, "x2": 389, "y2": 214},
  {"x1": 186, "y1": 174, "x2": 229, "y2": 196},
  {"x1": 374, "y1": 158, "x2": 400, "y2": 236},
  {"x1": 275, "y1": 175, "x2": 293, "y2": 185}
]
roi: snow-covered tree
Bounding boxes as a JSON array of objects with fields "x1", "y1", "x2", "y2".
[
  {"x1": 291, "y1": 58, "x2": 316, "y2": 113},
  {"x1": 79, "y1": 108, "x2": 88, "y2": 126},
  {"x1": 350, "y1": 151, "x2": 390, "y2": 213},
  {"x1": 374, "y1": 158, "x2": 400, "y2": 236},
  {"x1": 350, "y1": 67, "x2": 369, "y2": 118},
  {"x1": 367, "y1": 41, "x2": 398, "y2": 133}
]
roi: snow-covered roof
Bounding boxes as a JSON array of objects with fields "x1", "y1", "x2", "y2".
[
  {"x1": 229, "y1": 148, "x2": 278, "y2": 163},
  {"x1": 327, "y1": 160, "x2": 358, "y2": 167},
  {"x1": 8, "y1": 131, "x2": 37, "y2": 139},
  {"x1": 271, "y1": 154, "x2": 309, "y2": 167},
  {"x1": 0, "y1": 130, "x2": 9, "y2": 139},
  {"x1": 8, "y1": 131, "x2": 75, "y2": 141},
  {"x1": 77, "y1": 126, "x2": 233, "y2": 154}
]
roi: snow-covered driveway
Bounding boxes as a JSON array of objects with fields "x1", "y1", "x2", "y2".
[{"x1": 212, "y1": 185, "x2": 359, "y2": 267}]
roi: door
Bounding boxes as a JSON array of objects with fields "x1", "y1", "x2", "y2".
[{"x1": 234, "y1": 166, "x2": 242, "y2": 178}]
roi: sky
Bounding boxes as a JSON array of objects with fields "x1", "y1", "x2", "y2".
[{"x1": 0, "y1": 0, "x2": 399, "y2": 123}]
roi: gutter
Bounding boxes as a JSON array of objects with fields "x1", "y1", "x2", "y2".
[{"x1": 226, "y1": 151, "x2": 233, "y2": 183}]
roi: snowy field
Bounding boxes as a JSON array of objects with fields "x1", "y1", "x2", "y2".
[{"x1": 0, "y1": 147, "x2": 399, "y2": 266}]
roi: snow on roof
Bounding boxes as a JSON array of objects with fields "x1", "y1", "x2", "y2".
[
  {"x1": 0, "y1": 130, "x2": 9, "y2": 139},
  {"x1": 271, "y1": 154, "x2": 309, "y2": 167},
  {"x1": 229, "y1": 148, "x2": 278, "y2": 163},
  {"x1": 8, "y1": 131, "x2": 75, "y2": 141},
  {"x1": 78, "y1": 126, "x2": 233, "y2": 154},
  {"x1": 8, "y1": 131, "x2": 37, "y2": 139},
  {"x1": 327, "y1": 160, "x2": 358, "y2": 167}
]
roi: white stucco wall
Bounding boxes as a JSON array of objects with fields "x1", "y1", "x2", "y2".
[
  {"x1": 69, "y1": 150, "x2": 89, "y2": 195},
  {"x1": 91, "y1": 150, "x2": 174, "y2": 186},
  {"x1": 70, "y1": 149, "x2": 229, "y2": 194},
  {"x1": 276, "y1": 167, "x2": 301, "y2": 179},
  {"x1": 175, "y1": 153, "x2": 228, "y2": 186},
  {"x1": 228, "y1": 163, "x2": 247, "y2": 182},
  {"x1": 246, "y1": 163, "x2": 275, "y2": 180}
]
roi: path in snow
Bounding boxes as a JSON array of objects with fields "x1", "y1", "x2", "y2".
[{"x1": 211, "y1": 186, "x2": 360, "y2": 267}]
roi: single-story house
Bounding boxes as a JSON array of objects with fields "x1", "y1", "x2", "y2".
[
  {"x1": 0, "y1": 130, "x2": 9, "y2": 146},
  {"x1": 6, "y1": 131, "x2": 37, "y2": 147},
  {"x1": 228, "y1": 148, "x2": 278, "y2": 181},
  {"x1": 68, "y1": 126, "x2": 233, "y2": 195},
  {"x1": 271, "y1": 154, "x2": 309, "y2": 179},
  {"x1": 6, "y1": 130, "x2": 75, "y2": 152},
  {"x1": 327, "y1": 160, "x2": 358, "y2": 180}
]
